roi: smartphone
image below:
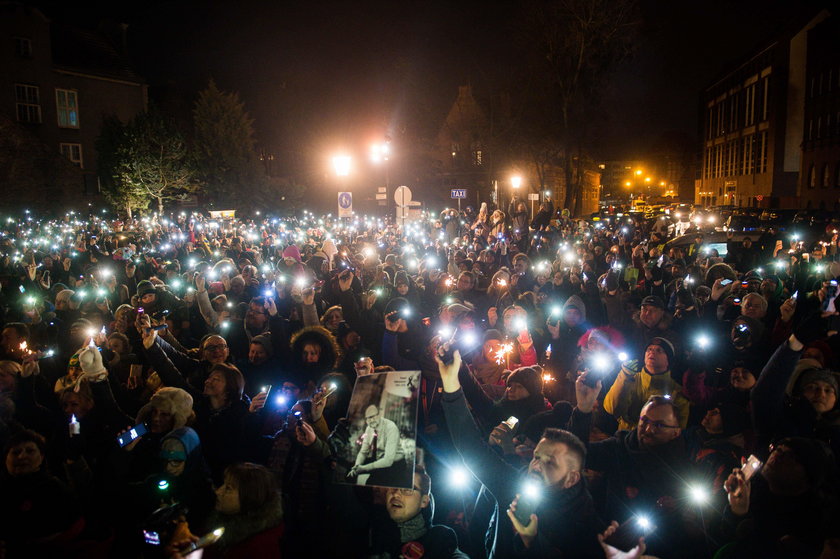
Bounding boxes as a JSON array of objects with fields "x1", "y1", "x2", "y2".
[
  {"x1": 117, "y1": 423, "x2": 148, "y2": 447},
  {"x1": 137, "y1": 306, "x2": 144, "y2": 314},
  {"x1": 604, "y1": 516, "x2": 657, "y2": 552},
  {"x1": 151, "y1": 324, "x2": 168, "y2": 331},
  {"x1": 503, "y1": 416, "x2": 519, "y2": 430},
  {"x1": 143, "y1": 530, "x2": 161, "y2": 546},
  {"x1": 720, "y1": 279, "x2": 733, "y2": 286},
  {"x1": 180, "y1": 528, "x2": 225, "y2": 554},
  {"x1": 513, "y1": 493, "x2": 538, "y2": 527},
  {"x1": 261, "y1": 384, "x2": 272, "y2": 398},
  {"x1": 741, "y1": 454, "x2": 763, "y2": 481}
]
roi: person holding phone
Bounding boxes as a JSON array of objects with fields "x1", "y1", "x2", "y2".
[{"x1": 436, "y1": 348, "x2": 603, "y2": 558}]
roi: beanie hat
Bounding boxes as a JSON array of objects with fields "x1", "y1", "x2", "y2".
[
  {"x1": 394, "y1": 270, "x2": 410, "y2": 287},
  {"x1": 137, "y1": 387, "x2": 194, "y2": 431},
  {"x1": 137, "y1": 280, "x2": 156, "y2": 298},
  {"x1": 795, "y1": 368, "x2": 839, "y2": 398},
  {"x1": 55, "y1": 289, "x2": 75, "y2": 306},
  {"x1": 695, "y1": 285, "x2": 712, "y2": 299},
  {"x1": 506, "y1": 366, "x2": 542, "y2": 398},
  {"x1": 647, "y1": 337, "x2": 675, "y2": 368},
  {"x1": 641, "y1": 295, "x2": 665, "y2": 309},
  {"x1": 250, "y1": 333, "x2": 274, "y2": 358},
  {"x1": 563, "y1": 294, "x2": 587, "y2": 321},
  {"x1": 483, "y1": 329, "x2": 504, "y2": 343}
]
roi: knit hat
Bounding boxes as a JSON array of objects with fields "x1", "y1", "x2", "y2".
[
  {"x1": 137, "y1": 387, "x2": 194, "y2": 431},
  {"x1": 55, "y1": 289, "x2": 75, "y2": 307},
  {"x1": 641, "y1": 295, "x2": 665, "y2": 309},
  {"x1": 563, "y1": 294, "x2": 587, "y2": 321},
  {"x1": 647, "y1": 337, "x2": 675, "y2": 368},
  {"x1": 394, "y1": 270, "x2": 410, "y2": 287},
  {"x1": 251, "y1": 333, "x2": 274, "y2": 358},
  {"x1": 483, "y1": 329, "x2": 504, "y2": 343},
  {"x1": 506, "y1": 366, "x2": 542, "y2": 398},
  {"x1": 795, "y1": 368, "x2": 839, "y2": 398},
  {"x1": 137, "y1": 280, "x2": 156, "y2": 298}
]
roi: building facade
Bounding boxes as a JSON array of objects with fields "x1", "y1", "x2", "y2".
[
  {"x1": 1, "y1": 2, "x2": 146, "y2": 206},
  {"x1": 798, "y1": 14, "x2": 840, "y2": 209},
  {"x1": 695, "y1": 9, "x2": 832, "y2": 209}
]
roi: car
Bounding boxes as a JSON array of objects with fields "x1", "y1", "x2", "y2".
[{"x1": 664, "y1": 230, "x2": 759, "y2": 258}]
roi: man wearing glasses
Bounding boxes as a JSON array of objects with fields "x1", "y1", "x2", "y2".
[
  {"x1": 348, "y1": 404, "x2": 406, "y2": 487},
  {"x1": 572, "y1": 379, "x2": 704, "y2": 558}
]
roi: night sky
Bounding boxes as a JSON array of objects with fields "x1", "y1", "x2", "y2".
[{"x1": 31, "y1": 0, "x2": 826, "y2": 162}]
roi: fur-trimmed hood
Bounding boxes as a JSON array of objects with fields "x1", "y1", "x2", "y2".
[{"x1": 290, "y1": 325, "x2": 341, "y2": 378}]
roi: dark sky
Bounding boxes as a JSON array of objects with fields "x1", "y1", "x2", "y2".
[{"x1": 33, "y1": 0, "x2": 826, "y2": 162}]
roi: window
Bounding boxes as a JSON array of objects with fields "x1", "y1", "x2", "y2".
[
  {"x1": 55, "y1": 89, "x2": 79, "y2": 128},
  {"x1": 760, "y1": 77, "x2": 770, "y2": 121},
  {"x1": 757, "y1": 131, "x2": 768, "y2": 174},
  {"x1": 742, "y1": 135, "x2": 755, "y2": 175},
  {"x1": 744, "y1": 83, "x2": 756, "y2": 126},
  {"x1": 14, "y1": 37, "x2": 32, "y2": 58},
  {"x1": 823, "y1": 164, "x2": 831, "y2": 188},
  {"x1": 473, "y1": 150, "x2": 482, "y2": 166},
  {"x1": 14, "y1": 84, "x2": 41, "y2": 123},
  {"x1": 59, "y1": 143, "x2": 83, "y2": 167},
  {"x1": 808, "y1": 164, "x2": 816, "y2": 188},
  {"x1": 835, "y1": 163, "x2": 840, "y2": 188}
]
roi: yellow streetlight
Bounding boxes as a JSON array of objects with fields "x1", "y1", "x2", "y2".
[
  {"x1": 511, "y1": 175, "x2": 522, "y2": 189},
  {"x1": 625, "y1": 181, "x2": 632, "y2": 187},
  {"x1": 659, "y1": 180, "x2": 666, "y2": 187},
  {"x1": 635, "y1": 169, "x2": 643, "y2": 176},
  {"x1": 644, "y1": 177, "x2": 651, "y2": 183}
]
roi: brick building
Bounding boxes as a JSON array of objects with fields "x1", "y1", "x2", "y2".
[{"x1": 0, "y1": 2, "x2": 147, "y2": 207}]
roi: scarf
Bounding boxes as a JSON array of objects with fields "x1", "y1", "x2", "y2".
[{"x1": 398, "y1": 513, "x2": 428, "y2": 543}]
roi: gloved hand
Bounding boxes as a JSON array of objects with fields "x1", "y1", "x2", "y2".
[
  {"x1": 78, "y1": 344, "x2": 108, "y2": 378},
  {"x1": 621, "y1": 359, "x2": 642, "y2": 377},
  {"x1": 793, "y1": 313, "x2": 828, "y2": 345}
]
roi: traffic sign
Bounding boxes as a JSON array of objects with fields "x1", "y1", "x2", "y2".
[
  {"x1": 338, "y1": 192, "x2": 353, "y2": 217},
  {"x1": 527, "y1": 193, "x2": 539, "y2": 201},
  {"x1": 451, "y1": 189, "x2": 467, "y2": 199}
]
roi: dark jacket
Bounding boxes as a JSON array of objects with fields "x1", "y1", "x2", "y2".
[{"x1": 442, "y1": 388, "x2": 603, "y2": 558}]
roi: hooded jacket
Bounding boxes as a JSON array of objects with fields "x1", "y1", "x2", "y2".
[{"x1": 603, "y1": 361, "x2": 690, "y2": 430}]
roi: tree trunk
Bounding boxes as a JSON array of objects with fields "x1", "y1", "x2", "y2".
[
  {"x1": 156, "y1": 196, "x2": 164, "y2": 214},
  {"x1": 125, "y1": 203, "x2": 133, "y2": 220}
]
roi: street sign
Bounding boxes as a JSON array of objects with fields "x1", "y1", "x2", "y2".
[
  {"x1": 375, "y1": 193, "x2": 387, "y2": 200},
  {"x1": 338, "y1": 192, "x2": 353, "y2": 218},
  {"x1": 527, "y1": 193, "x2": 539, "y2": 201},
  {"x1": 451, "y1": 189, "x2": 467, "y2": 199}
]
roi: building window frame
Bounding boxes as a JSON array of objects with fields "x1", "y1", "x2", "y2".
[
  {"x1": 823, "y1": 164, "x2": 831, "y2": 188},
  {"x1": 14, "y1": 37, "x2": 32, "y2": 58},
  {"x1": 14, "y1": 83, "x2": 42, "y2": 123},
  {"x1": 59, "y1": 143, "x2": 83, "y2": 168},
  {"x1": 55, "y1": 89, "x2": 80, "y2": 128},
  {"x1": 808, "y1": 164, "x2": 816, "y2": 189}
]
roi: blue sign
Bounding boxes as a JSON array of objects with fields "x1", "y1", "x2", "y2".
[
  {"x1": 450, "y1": 189, "x2": 467, "y2": 199},
  {"x1": 338, "y1": 192, "x2": 352, "y2": 208}
]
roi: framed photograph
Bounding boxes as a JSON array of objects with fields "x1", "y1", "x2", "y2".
[{"x1": 333, "y1": 370, "x2": 421, "y2": 490}]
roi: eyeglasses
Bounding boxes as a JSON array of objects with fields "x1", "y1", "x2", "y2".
[
  {"x1": 639, "y1": 416, "x2": 679, "y2": 431},
  {"x1": 394, "y1": 486, "x2": 420, "y2": 496},
  {"x1": 204, "y1": 344, "x2": 227, "y2": 352}
]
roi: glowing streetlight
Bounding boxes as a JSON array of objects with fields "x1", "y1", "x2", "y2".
[
  {"x1": 511, "y1": 175, "x2": 522, "y2": 189},
  {"x1": 332, "y1": 155, "x2": 352, "y2": 177},
  {"x1": 635, "y1": 169, "x2": 643, "y2": 176},
  {"x1": 625, "y1": 181, "x2": 632, "y2": 187}
]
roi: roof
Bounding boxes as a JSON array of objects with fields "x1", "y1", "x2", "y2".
[{"x1": 50, "y1": 23, "x2": 144, "y2": 84}]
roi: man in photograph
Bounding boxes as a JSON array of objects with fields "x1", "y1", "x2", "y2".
[{"x1": 348, "y1": 404, "x2": 408, "y2": 487}]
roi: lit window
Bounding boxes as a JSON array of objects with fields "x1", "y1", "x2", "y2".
[
  {"x1": 56, "y1": 89, "x2": 79, "y2": 128},
  {"x1": 473, "y1": 150, "x2": 482, "y2": 166},
  {"x1": 15, "y1": 83, "x2": 41, "y2": 123},
  {"x1": 823, "y1": 164, "x2": 831, "y2": 188},
  {"x1": 59, "y1": 143, "x2": 83, "y2": 168}
]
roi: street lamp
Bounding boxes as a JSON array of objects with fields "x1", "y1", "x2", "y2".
[{"x1": 332, "y1": 155, "x2": 352, "y2": 177}]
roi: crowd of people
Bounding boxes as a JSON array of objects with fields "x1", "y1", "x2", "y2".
[{"x1": 1, "y1": 196, "x2": 839, "y2": 558}]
